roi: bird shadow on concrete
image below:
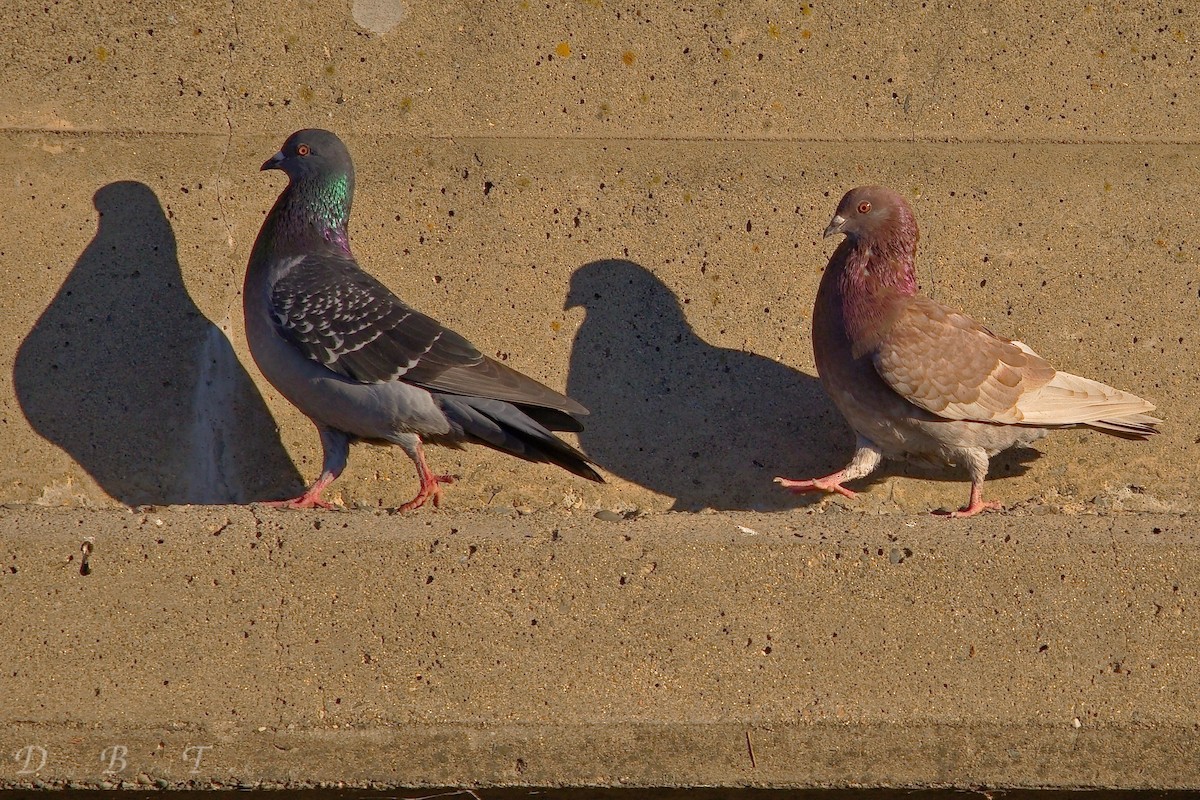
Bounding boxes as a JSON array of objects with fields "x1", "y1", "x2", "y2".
[
  {"x1": 565, "y1": 259, "x2": 852, "y2": 512},
  {"x1": 13, "y1": 181, "x2": 303, "y2": 505},
  {"x1": 891, "y1": 446, "x2": 1041, "y2": 500}
]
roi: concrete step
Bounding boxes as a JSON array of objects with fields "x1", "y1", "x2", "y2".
[{"x1": 2, "y1": 506, "x2": 1197, "y2": 789}]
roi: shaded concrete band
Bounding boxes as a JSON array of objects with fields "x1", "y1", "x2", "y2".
[{"x1": 4, "y1": 721, "x2": 1199, "y2": 789}]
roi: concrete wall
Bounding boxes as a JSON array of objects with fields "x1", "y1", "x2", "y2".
[
  {"x1": 3, "y1": 0, "x2": 1197, "y2": 514},
  {"x1": 4, "y1": 2, "x2": 1200, "y2": 791}
]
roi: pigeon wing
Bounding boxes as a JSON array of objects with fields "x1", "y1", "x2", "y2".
[
  {"x1": 871, "y1": 295, "x2": 1058, "y2": 424},
  {"x1": 269, "y1": 252, "x2": 588, "y2": 417}
]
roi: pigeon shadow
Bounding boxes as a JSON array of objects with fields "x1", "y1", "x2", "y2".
[
  {"x1": 565, "y1": 259, "x2": 846, "y2": 511},
  {"x1": 13, "y1": 181, "x2": 303, "y2": 505},
  {"x1": 892, "y1": 446, "x2": 1041, "y2": 491}
]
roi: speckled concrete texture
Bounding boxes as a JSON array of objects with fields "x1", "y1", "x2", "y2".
[
  {"x1": 8, "y1": 2, "x2": 1200, "y2": 141},
  {"x1": 2, "y1": 506, "x2": 1200, "y2": 789},
  {"x1": 3, "y1": 1, "x2": 1200, "y2": 789},
  {"x1": 1, "y1": 3, "x2": 1198, "y2": 515}
]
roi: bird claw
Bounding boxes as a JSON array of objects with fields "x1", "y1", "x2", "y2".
[
  {"x1": 774, "y1": 475, "x2": 857, "y2": 499},
  {"x1": 936, "y1": 500, "x2": 1003, "y2": 519},
  {"x1": 263, "y1": 494, "x2": 335, "y2": 510},
  {"x1": 261, "y1": 471, "x2": 338, "y2": 510},
  {"x1": 398, "y1": 474, "x2": 456, "y2": 513}
]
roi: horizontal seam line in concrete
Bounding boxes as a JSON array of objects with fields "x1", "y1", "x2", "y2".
[{"x1": 4, "y1": 128, "x2": 1200, "y2": 146}]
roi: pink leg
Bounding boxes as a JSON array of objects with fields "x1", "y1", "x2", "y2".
[
  {"x1": 938, "y1": 480, "x2": 1002, "y2": 519},
  {"x1": 775, "y1": 440, "x2": 882, "y2": 501},
  {"x1": 262, "y1": 427, "x2": 349, "y2": 511},
  {"x1": 398, "y1": 440, "x2": 455, "y2": 512}
]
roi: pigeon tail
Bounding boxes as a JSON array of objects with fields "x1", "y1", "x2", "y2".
[
  {"x1": 512, "y1": 404, "x2": 585, "y2": 433},
  {"x1": 1010, "y1": 367, "x2": 1161, "y2": 439},
  {"x1": 434, "y1": 395, "x2": 603, "y2": 483},
  {"x1": 1083, "y1": 412, "x2": 1162, "y2": 440}
]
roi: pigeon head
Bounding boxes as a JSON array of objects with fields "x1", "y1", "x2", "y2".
[
  {"x1": 824, "y1": 185, "x2": 920, "y2": 294},
  {"x1": 262, "y1": 129, "x2": 356, "y2": 247},
  {"x1": 823, "y1": 186, "x2": 917, "y2": 248},
  {"x1": 262, "y1": 129, "x2": 355, "y2": 182},
  {"x1": 823, "y1": 186, "x2": 921, "y2": 343}
]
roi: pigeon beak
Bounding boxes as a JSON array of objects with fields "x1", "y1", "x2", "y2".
[
  {"x1": 823, "y1": 214, "x2": 847, "y2": 238},
  {"x1": 261, "y1": 151, "x2": 285, "y2": 171}
]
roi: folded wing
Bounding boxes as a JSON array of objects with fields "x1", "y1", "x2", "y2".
[
  {"x1": 873, "y1": 295, "x2": 1159, "y2": 436},
  {"x1": 269, "y1": 251, "x2": 588, "y2": 421}
]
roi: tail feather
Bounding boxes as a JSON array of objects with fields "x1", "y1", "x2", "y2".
[
  {"x1": 434, "y1": 395, "x2": 603, "y2": 482},
  {"x1": 515, "y1": 404, "x2": 585, "y2": 433},
  {"x1": 1086, "y1": 411, "x2": 1162, "y2": 440},
  {"x1": 1017, "y1": 369, "x2": 1160, "y2": 428}
]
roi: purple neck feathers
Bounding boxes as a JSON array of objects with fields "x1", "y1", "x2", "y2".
[{"x1": 835, "y1": 204, "x2": 919, "y2": 350}]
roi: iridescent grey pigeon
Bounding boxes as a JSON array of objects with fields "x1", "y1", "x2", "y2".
[
  {"x1": 244, "y1": 129, "x2": 602, "y2": 511},
  {"x1": 775, "y1": 186, "x2": 1160, "y2": 517}
]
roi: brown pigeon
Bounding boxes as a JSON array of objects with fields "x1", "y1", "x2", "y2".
[{"x1": 775, "y1": 186, "x2": 1160, "y2": 517}]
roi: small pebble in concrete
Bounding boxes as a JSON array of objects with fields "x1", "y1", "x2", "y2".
[{"x1": 351, "y1": 0, "x2": 408, "y2": 34}]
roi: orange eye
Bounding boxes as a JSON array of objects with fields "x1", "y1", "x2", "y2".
[
  {"x1": 296, "y1": 143, "x2": 311, "y2": 156},
  {"x1": 857, "y1": 201, "x2": 871, "y2": 214}
]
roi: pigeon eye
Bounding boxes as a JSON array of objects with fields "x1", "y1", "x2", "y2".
[
  {"x1": 296, "y1": 143, "x2": 311, "y2": 157},
  {"x1": 857, "y1": 201, "x2": 871, "y2": 214}
]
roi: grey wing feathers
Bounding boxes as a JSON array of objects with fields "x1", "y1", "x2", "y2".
[{"x1": 269, "y1": 252, "x2": 588, "y2": 417}]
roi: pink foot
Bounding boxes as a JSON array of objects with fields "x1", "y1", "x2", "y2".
[
  {"x1": 398, "y1": 473, "x2": 455, "y2": 513},
  {"x1": 774, "y1": 475, "x2": 858, "y2": 499},
  {"x1": 263, "y1": 474, "x2": 336, "y2": 510},
  {"x1": 940, "y1": 499, "x2": 1003, "y2": 519},
  {"x1": 263, "y1": 490, "x2": 336, "y2": 510},
  {"x1": 935, "y1": 481, "x2": 1002, "y2": 518}
]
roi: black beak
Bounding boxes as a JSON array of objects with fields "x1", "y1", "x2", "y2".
[
  {"x1": 261, "y1": 151, "x2": 285, "y2": 171},
  {"x1": 823, "y1": 214, "x2": 847, "y2": 238}
]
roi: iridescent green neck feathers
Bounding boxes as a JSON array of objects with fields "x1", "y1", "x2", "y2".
[{"x1": 274, "y1": 170, "x2": 355, "y2": 253}]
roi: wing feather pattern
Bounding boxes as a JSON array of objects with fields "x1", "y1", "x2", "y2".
[
  {"x1": 269, "y1": 252, "x2": 587, "y2": 417},
  {"x1": 873, "y1": 296, "x2": 1158, "y2": 434}
]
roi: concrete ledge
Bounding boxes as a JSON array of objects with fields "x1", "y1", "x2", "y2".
[
  {"x1": 5, "y1": 720, "x2": 1200, "y2": 790},
  {"x1": 3, "y1": 506, "x2": 1198, "y2": 789}
]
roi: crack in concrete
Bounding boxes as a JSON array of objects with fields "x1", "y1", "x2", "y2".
[
  {"x1": 214, "y1": 0, "x2": 240, "y2": 253},
  {"x1": 1105, "y1": 515, "x2": 1134, "y2": 686},
  {"x1": 4, "y1": 127, "x2": 1200, "y2": 147},
  {"x1": 248, "y1": 505, "x2": 293, "y2": 728}
]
